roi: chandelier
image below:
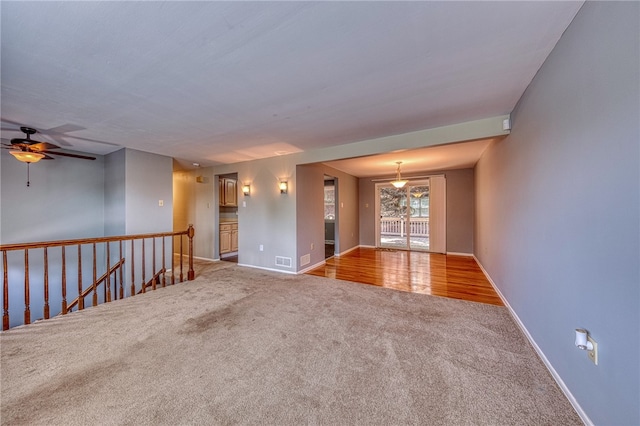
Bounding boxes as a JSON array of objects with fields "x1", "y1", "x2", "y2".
[{"x1": 390, "y1": 161, "x2": 408, "y2": 188}]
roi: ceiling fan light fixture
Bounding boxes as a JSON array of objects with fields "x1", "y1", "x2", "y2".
[
  {"x1": 390, "y1": 161, "x2": 408, "y2": 188},
  {"x1": 9, "y1": 150, "x2": 45, "y2": 163}
]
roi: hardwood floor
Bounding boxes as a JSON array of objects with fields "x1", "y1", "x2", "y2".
[{"x1": 306, "y1": 247, "x2": 503, "y2": 306}]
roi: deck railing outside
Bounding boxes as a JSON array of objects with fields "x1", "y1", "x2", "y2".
[
  {"x1": 1, "y1": 225, "x2": 195, "y2": 330},
  {"x1": 380, "y1": 217, "x2": 429, "y2": 237}
]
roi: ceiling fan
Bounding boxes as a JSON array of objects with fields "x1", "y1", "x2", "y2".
[
  {"x1": 2, "y1": 126, "x2": 96, "y2": 187},
  {"x1": 2, "y1": 126, "x2": 96, "y2": 162}
]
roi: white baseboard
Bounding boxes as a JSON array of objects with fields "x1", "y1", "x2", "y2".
[
  {"x1": 297, "y1": 260, "x2": 326, "y2": 274},
  {"x1": 336, "y1": 245, "x2": 360, "y2": 257},
  {"x1": 473, "y1": 256, "x2": 593, "y2": 426},
  {"x1": 446, "y1": 251, "x2": 473, "y2": 257},
  {"x1": 236, "y1": 263, "x2": 297, "y2": 275},
  {"x1": 193, "y1": 256, "x2": 217, "y2": 262},
  {"x1": 172, "y1": 253, "x2": 217, "y2": 262}
]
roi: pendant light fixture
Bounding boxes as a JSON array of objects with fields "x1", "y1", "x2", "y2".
[
  {"x1": 9, "y1": 150, "x2": 45, "y2": 163},
  {"x1": 9, "y1": 151, "x2": 44, "y2": 187},
  {"x1": 390, "y1": 161, "x2": 408, "y2": 188}
]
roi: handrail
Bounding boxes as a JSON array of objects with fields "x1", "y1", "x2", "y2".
[
  {"x1": 66, "y1": 258, "x2": 125, "y2": 312},
  {"x1": 1, "y1": 225, "x2": 195, "y2": 331},
  {"x1": 0, "y1": 229, "x2": 191, "y2": 251}
]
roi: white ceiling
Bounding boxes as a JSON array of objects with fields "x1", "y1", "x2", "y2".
[{"x1": 1, "y1": 1, "x2": 583, "y2": 175}]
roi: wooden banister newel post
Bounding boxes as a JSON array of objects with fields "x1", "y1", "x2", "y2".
[{"x1": 187, "y1": 224, "x2": 195, "y2": 280}]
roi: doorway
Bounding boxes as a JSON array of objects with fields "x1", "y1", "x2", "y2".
[
  {"x1": 324, "y1": 176, "x2": 337, "y2": 259},
  {"x1": 375, "y1": 175, "x2": 446, "y2": 253},
  {"x1": 219, "y1": 172, "x2": 239, "y2": 263}
]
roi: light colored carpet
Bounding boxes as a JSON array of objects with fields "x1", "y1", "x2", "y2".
[{"x1": 1, "y1": 261, "x2": 581, "y2": 425}]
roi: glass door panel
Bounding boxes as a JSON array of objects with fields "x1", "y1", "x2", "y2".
[
  {"x1": 408, "y1": 184, "x2": 429, "y2": 251},
  {"x1": 379, "y1": 186, "x2": 408, "y2": 249}
]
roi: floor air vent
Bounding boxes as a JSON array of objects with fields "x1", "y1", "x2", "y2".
[{"x1": 275, "y1": 256, "x2": 292, "y2": 268}]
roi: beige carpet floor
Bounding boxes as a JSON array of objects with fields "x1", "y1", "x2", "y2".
[{"x1": 1, "y1": 261, "x2": 581, "y2": 425}]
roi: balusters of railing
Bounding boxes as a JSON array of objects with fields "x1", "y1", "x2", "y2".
[
  {"x1": 171, "y1": 236, "x2": 175, "y2": 285},
  {"x1": 162, "y1": 237, "x2": 166, "y2": 288},
  {"x1": 1, "y1": 226, "x2": 194, "y2": 330},
  {"x1": 3, "y1": 251, "x2": 8, "y2": 330},
  {"x1": 188, "y1": 225, "x2": 195, "y2": 280},
  {"x1": 43, "y1": 247, "x2": 50, "y2": 320},
  {"x1": 24, "y1": 249, "x2": 31, "y2": 325},
  {"x1": 179, "y1": 235, "x2": 184, "y2": 282},
  {"x1": 118, "y1": 241, "x2": 124, "y2": 300},
  {"x1": 106, "y1": 242, "x2": 111, "y2": 303},
  {"x1": 92, "y1": 243, "x2": 98, "y2": 307},
  {"x1": 141, "y1": 239, "x2": 146, "y2": 294},
  {"x1": 130, "y1": 240, "x2": 135, "y2": 297},
  {"x1": 152, "y1": 237, "x2": 157, "y2": 291},
  {"x1": 61, "y1": 246, "x2": 67, "y2": 315},
  {"x1": 77, "y1": 245, "x2": 83, "y2": 311}
]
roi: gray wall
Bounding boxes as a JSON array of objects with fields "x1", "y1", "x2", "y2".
[
  {"x1": 0, "y1": 148, "x2": 105, "y2": 243},
  {"x1": 474, "y1": 3, "x2": 639, "y2": 425},
  {"x1": 296, "y1": 163, "x2": 359, "y2": 270},
  {"x1": 296, "y1": 164, "x2": 326, "y2": 269},
  {"x1": 124, "y1": 149, "x2": 173, "y2": 234},
  {"x1": 104, "y1": 149, "x2": 126, "y2": 236},
  {"x1": 359, "y1": 168, "x2": 475, "y2": 254},
  {"x1": 212, "y1": 155, "x2": 297, "y2": 271}
]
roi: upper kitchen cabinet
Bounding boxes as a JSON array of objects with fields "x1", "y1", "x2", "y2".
[{"x1": 219, "y1": 177, "x2": 238, "y2": 207}]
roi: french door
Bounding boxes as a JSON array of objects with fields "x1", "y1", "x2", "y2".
[{"x1": 375, "y1": 175, "x2": 446, "y2": 253}]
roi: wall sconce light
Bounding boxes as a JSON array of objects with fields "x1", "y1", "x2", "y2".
[
  {"x1": 279, "y1": 180, "x2": 288, "y2": 194},
  {"x1": 574, "y1": 329, "x2": 592, "y2": 350},
  {"x1": 242, "y1": 184, "x2": 251, "y2": 196},
  {"x1": 575, "y1": 328, "x2": 598, "y2": 365}
]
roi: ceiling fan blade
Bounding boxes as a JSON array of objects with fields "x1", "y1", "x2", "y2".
[
  {"x1": 0, "y1": 117, "x2": 26, "y2": 128},
  {"x1": 4, "y1": 142, "x2": 29, "y2": 149},
  {"x1": 42, "y1": 150, "x2": 96, "y2": 160},
  {"x1": 44, "y1": 124, "x2": 86, "y2": 134},
  {"x1": 37, "y1": 133, "x2": 73, "y2": 147},
  {"x1": 42, "y1": 154, "x2": 55, "y2": 160},
  {"x1": 61, "y1": 135, "x2": 120, "y2": 146},
  {"x1": 29, "y1": 142, "x2": 60, "y2": 151}
]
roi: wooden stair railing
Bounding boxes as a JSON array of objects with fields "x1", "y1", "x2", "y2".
[
  {"x1": 66, "y1": 258, "x2": 126, "y2": 313},
  {"x1": 138, "y1": 268, "x2": 167, "y2": 294},
  {"x1": 0, "y1": 225, "x2": 195, "y2": 330}
]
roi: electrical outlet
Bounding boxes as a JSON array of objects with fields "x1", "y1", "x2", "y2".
[
  {"x1": 259, "y1": 244, "x2": 264, "y2": 251},
  {"x1": 587, "y1": 336, "x2": 598, "y2": 365},
  {"x1": 311, "y1": 243, "x2": 314, "y2": 250},
  {"x1": 158, "y1": 200, "x2": 164, "y2": 207}
]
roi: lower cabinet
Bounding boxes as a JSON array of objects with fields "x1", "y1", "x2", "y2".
[
  {"x1": 231, "y1": 226, "x2": 238, "y2": 252},
  {"x1": 220, "y1": 222, "x2": 238, "y2": 255}
]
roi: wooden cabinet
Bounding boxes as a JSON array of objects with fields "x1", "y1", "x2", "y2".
[
  {"x1": 219, "y1": 178, "x2": 237, "y2": 206},
  {"x1": 220, "y1": 224, "x2": 232, "y2": 254},
  {"x1": 220, "y1": 222, "x2": 238, "y2": 255},
  {"x1": 231, "y1": 225, "x2": 238, "y2": 252}
]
